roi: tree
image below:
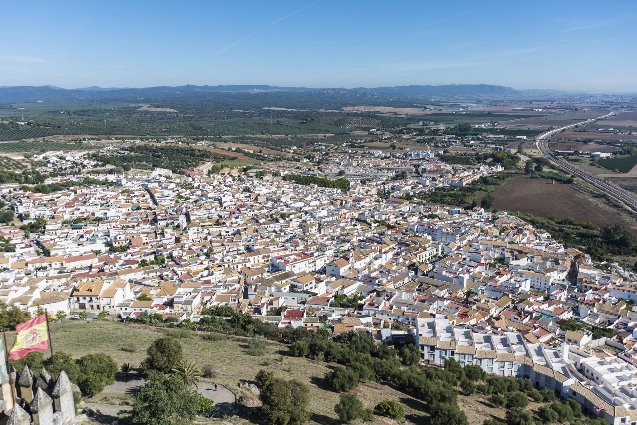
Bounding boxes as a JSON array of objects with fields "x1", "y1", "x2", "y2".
[
  {"x1": 11, "y1": 352, "x2": 45, "y2": 373},
  {"x1": 327, "y1": 366, "x2": 359, "y2": 392},
  {"x1": 142, "y1": 336, "x2": 183, "y2": 374},
  {"x1": 489, "y1": 393, "x2": 506, "y2": 407},
  {"x1": 44, "y1": 352, "x2": 81, "y2": 382},
  {"x1": 171, "y1": 360, "x2": 201, "y2": 387},
  {"x1": 505, "y1": 391, "x2": 528, "y2": 409},
  {"x1": 399, "y1": 344, "x2": 420, "y2": 366},
  {"x1": 601, "y1": 223, "x2": 636, "y2": 254},
  {"x1": 334, "y1": 393, "x2": 372, "y2": 423},
  {"x1": 464, "y1": 364, "x2": 485, "y2": 381},
  {"x1": 429, "y1": 403, "x2": 468, "y2": 425},
  {"x1": 55, "y1": 311, "x2": 67, "y2": 321},
  {"x1": 79, "y1": 311, "x2": 88, "y2": 320},
  {"x1": 0, "y1": 304, "x2": 31, "y2": 330},
  {"x1": 524, "y1": 160, "x2": 534, "y2": 174},
  {"x1": 289, "y1": 340, "x2": 309, "y2": 357},
  {"x1": 260, "y1": 376, "x2": 309, "y2": 425},
  {"x1": 131, "y1": 371, "x2": 203, "y2": 425},
  {"x1": 506, "y1": 408, "x2": 534, "y2": 425},
  {"x1": 0, "y1": 210, "x2": 14, "y2": 224},
  {"x1": 255, "y1": 369, "x2": 275, "y2": 389},
  {"x1": 76, "y1": 353, "x2": 118, "y2": 396},
  {"x1": 460, "y1": 378, "x2": 476, "y2": 395},
  {"x1": 374, "y1": 400, "x2": 404, "y2": 419},
  {"x1": 137, "y1": 293, "x2": 152, "y2": 301},
  {"x1": 481, "y1": 194, "x2": 494, "y2": 209},
  {"x1": 455, "y1": 123, "x2": 472, "y2": 134},
  {"x1": 537, "y1": 406, "x2": 559, "y2": 423}
]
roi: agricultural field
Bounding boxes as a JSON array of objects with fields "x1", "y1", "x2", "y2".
[
  {"x1": 490, "y1": 176, "x2": 636, "y2": 230},
  {"x1": 502, "y1": 110, "x2": 603, "y2": 131},
  {"x1": 549, "y1": 141, "x2": 619, "y2": 153},
  {"x1": 555, "y1": 130, "x2": 637, "y2": 142},
  {"x1": 0, "y1": 155, "x2": 27, "y2": 170},
  {"x1": 594, "y1": 111, "x2": 637, "y2": 128},
  {"x1": 0, "y1": 140, "x2": 95, "y2": 154}
]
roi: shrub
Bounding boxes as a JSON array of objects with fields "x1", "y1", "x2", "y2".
[
  {"x1": 142, "y1": 336, "x2": 183, "y2": 374},
  {"x1": 76, "y1": 353, "x2": 118, "y2": 397},
  {"x1": 44, "y1": 352, "x2": 81, "y2": 382},
  {"x1": 374, "y1": 400, "x2": 404, "y2": 419},
  {"x1": 429, "y1": 402, "x2": 468, "y2": 425},
  {"x1": 505, "y1": 391, "x2": 528, "y2": 409},
  {"x1": 460, "y1": 378, "x2": 476, "y2": 395},
  {"x1": 334, "y1": 393, "x2": 372, "y2": 423},
  {"x1": 166, "y1": 329, "x2": 190, "y2": 339},
  {"x1": 464, "y1": 364, "x2": 486, "y2": 381},
  {"x1": 327, "y1": 367, "x2": 359, "y2": 392},
  {"x1": 289, "y1": 340, "x2": 309, "y2": 357},
  {"x1": 131, "y1": 371, "x2": 203, "y2": 424},
  {"x1": 538, "y1": 406, "x2": 559, "y2": 423},
  {"x1": 489, "y1": 393, "x2": 506, "y2": 407},
  {"x1": 247, "y1": 338, "x2": 266, "y2": 356},
  {"x1": 260, "y1": 376, "x2": 309, "y2": 425},
  {"x1": 201, "y1": 364, "x2": 216, "y2": 379},
  {"x1": 505, "y1": 408, "x2": 534, "y2": 425}
]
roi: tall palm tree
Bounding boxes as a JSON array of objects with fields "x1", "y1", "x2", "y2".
[{"x1": 171, "y1": 361, "x2": 201, "y2": 387}]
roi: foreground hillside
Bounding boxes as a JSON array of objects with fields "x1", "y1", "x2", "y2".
[{"x1": 42, "y1": 319, "x2": 515, "y2": 424}]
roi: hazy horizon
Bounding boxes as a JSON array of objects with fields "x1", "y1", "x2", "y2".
[{"x1": 1, "y1": 0, "x2": 636, "y2": 92}]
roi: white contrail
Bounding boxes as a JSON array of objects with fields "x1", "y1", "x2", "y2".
[{"x1": 211, "y1": 0, "x2": 321, "y2": 58}]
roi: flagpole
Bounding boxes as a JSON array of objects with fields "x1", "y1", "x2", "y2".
[
  {"x1": 44, "y1": 310, "x2": 53, "y2": 357},
  {"x1": 2, "y1": 330, "x2": 16, "y2": 409}
]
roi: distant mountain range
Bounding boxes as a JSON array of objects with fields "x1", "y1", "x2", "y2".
[{"x1": 0, "y1": 84, "x2": 524, "y2": 103}]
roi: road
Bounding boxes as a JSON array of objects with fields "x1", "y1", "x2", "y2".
[{"x1": 535, "y1": 112, "x2": 637, "y2": 213}]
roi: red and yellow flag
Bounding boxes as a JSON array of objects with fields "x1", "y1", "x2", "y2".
[{"x1": 9, "y1": 314, "x2": 50, "y2": 360}]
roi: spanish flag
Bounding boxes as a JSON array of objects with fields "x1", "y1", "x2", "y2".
[{"x1": 9, "y1": 314, "x2": 50, "y2": 360}]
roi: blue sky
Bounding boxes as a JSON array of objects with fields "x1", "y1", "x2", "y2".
[{"x1": 1, "y1": 0, "x2": 636, "y2": 91}]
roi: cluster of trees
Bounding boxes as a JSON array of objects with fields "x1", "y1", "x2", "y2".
[
  {"x1": 90, "y1": 144, "x2": 228, "y2": 174},
  {"x1": 283, "y1": 174, "x2": 350, "y2": 192},
  {"x1": 131, "y1": 336, "x2": 215, "y2": 424},
  {"x1": 416, "y1": 173, "x2": 511, "y2": 209},
  {"x1": 20, "y1": 177, "x2": 113, "y2": 194},
  {"x1": 596, "y1": 149, "x2": 637, "y2": 173},
  {"x1": 601, "y1": 223, "x2": 637, "y2": 255},
  {"x1": 482, "y1": 151, "x2": 521, "y2": 169},
  {"x1": 517, "y1": 213, "x2": 637, "y2": 261},
  {"x1": 0, "y1": 303, "x2": 31, "y2": 329},
  {"x1": 448, "y1": 122, "x2": 473, "y2": 135},
  {"x1": 329, "y1": 294, "x2": 362, "y2": 308},
  {"x1": 0, "y1": 236, "x2": 15, "y2": 252},
  {"x1": 0, "y1": 200, "x2": 14, "y2": 224},
  {"x1": 123, "y1": 311, "x2": 616, "y2": 425},
  {"x1": 12, "y1": 351, "x2": 117, "y2": 397},
  {"x1": 287, "y1": 331, "x2": 466, "y2": 424},
  {"x1": 20, "y1": 217, "x2": 47, "y2": 235},
  {"x1": 0, "y1": 169, "x2": 45, "y2": 185},
  {"x1": 558, "y1": 318, "x2": 613, "y2": 340}
]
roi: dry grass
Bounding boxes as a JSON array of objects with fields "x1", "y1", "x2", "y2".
[{"x1": 46, "y1": 320, "x2": 526, "y2": 424}]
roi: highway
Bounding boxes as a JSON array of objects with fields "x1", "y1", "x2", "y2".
[{"x1": 535, "y1": 112, "x2": 637, "y2": 213}]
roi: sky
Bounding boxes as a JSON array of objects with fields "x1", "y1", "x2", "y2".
[{"x1": 1, "y1": 0, "x2": 636, "y2": 92}]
